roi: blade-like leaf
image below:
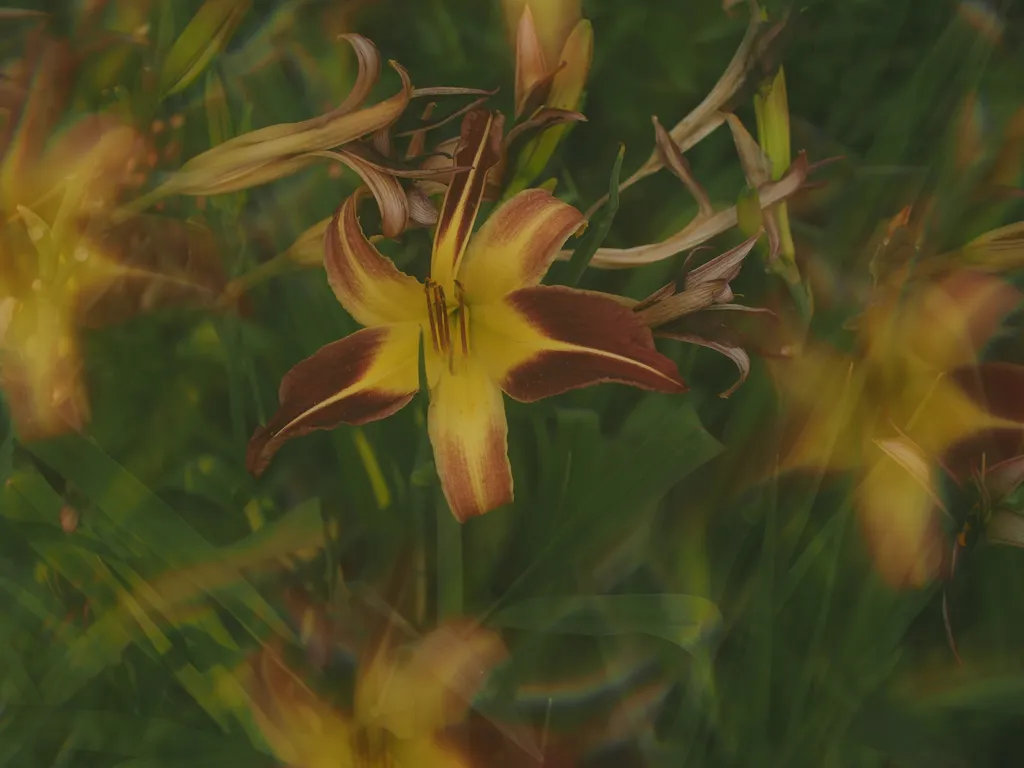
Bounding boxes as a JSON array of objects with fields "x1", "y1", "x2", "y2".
[
  {"x1": 490, "y1": 594, "x2": 722, "y2": 651},
  {"x1": 159, "y1": 0, "x2": 252, "y2": 97}
]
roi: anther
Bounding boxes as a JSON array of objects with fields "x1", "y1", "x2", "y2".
[
  {"x1": 434, "y1": 283, "x2": 450, "y2": 353},
  {"x1": 424, "y1": 280, "x2": 451, "y2": 354},
  {"x1": 424, "y1": 280, "x2": 440, "y2": 351},
  {"x1": 455, "y1": 280, "x2": 470, "y2": 357}
]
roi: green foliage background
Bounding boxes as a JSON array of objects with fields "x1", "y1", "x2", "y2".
[{"x1": 3, "y1": 0, "x2": 1024, "y2": 766}]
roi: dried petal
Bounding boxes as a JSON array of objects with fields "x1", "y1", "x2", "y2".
[
  {"x1": 505, "y1": 107, "x2": 586, "y2": 147},
  {"x1": 157, "y1": 46, "x2": 410, "y2": 196},
  {"x1": 307, "y1": 148, "x2": 409, "y2": 238},
  {"x1": 657, "y1": 330, "x2": 751, "y2": 398},
  {"x1": 573, "y1": 153, "x2": 808, "y2": 268},
  {"x1": 619, "y1": 9, "x2": 786, "y2": 193},
  {"x1": 653, "y1": 115, "x2": 713, "y2": 218}
]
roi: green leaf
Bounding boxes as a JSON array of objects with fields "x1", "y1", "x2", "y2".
[
  {"x1": 159, "y1": 0, "x2": 252, "y2": 98},
  {"x1": 490, "y1": 594, "x2": 722, "y2": 651},
  {"x1": 24, "y1": 434, "x2": 298, "y2": 704},
  {"x1": 553, "y1": 143, "x2": 626, "y2": 287}
]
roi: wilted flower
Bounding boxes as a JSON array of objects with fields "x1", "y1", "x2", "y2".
[
  {"x1": 247, "y1": 110, "x2": 685, "y2": 521},
  {"x1": 628, "y1": 233, "x2": 776, "y2": 398},
  {"x1": 242, "y1": 620, "x2": 506, "y2": 768}
]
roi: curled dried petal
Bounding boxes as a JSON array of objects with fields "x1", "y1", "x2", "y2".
[
  {"x1": 307, "y1": 149, "x2": 408, "y2": 238},
  {"x1": 653, "y1": 115, "x2": 713, "y2": 217},
  {"x1": 572, "y1": 153, "x2": 808, "y2": 269}
]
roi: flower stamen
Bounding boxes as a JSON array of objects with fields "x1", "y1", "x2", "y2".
[
  {"x1": 455, "y1": 279, "x2": 470, "y2": 357},
  {"x1": 425, "y1": 280, "x2": 440, "y2": 351},
  {"x1": 424, "y1": 279, "x2": 451, "y2": 353}
]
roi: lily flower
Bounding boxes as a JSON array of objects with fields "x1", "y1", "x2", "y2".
[
  {"x1": 242, "y1": 620, "x2": 506, "y2": 768},
  {"x1": 773, "y1": 270, "x2": 1023, "y2": 587},
  {"x1": 0, "y1": 35, "x2": 225, "y2": 440},
  {"x1": 247, "y1": 109, "x2": 686, "y2": 521}
]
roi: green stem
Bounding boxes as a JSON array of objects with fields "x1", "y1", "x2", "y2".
[{"x1": 435, "y1": 493, "x2": 463, "y2": 620}]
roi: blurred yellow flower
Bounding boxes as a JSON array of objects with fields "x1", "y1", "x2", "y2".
[
  {"x1": 242, "y1": 620, "x2": 506, "y2": 768},
  {"x1": 0, "y1": 36, "x2": 225, "y2": 439},
  {"x1": 773, "y1": 270, "x2": 1022, "y2": 587}
]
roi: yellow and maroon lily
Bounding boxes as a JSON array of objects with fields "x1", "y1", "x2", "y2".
[{"x1": 247, "y1": 109, "x2": 686, "y2": 521}]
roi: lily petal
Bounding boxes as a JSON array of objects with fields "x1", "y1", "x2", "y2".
[
  {"x1": 309, "y1": 148, "x2": 409, "y2": 238},
  {"x1": 858, "y1": 447, "x2": 946, "y2": 589},
  {"x1": 565, "y1": 153, "x2": 809, "y2": 268},
  {"x1": 513, "y1": 5, "x2": 549, "y2": 118},
  {"x1": 357, "y1": 620, "x2": 507, "y2": 737},
  {"x1": 458, "y1": 188, "x2": 583, "y2": 303},
  {"x1": 473, "y1": 286, "x2": 687, "y2": 402},
  {"x1": 159, "y1": 58, "x2": 411, "y2": 197},
  {"x1": 685, "y1": 233, "x2": 761, "y2": 288},
  {"x1": 247, "y1": 324, "x2": 421, "y2": 476},
  {"x1": 657, "y1": 331, "x2": 751, "y2": 399},
  {"x1": 653, "y1": 115, "x2": 713, "y2": 218},
  {"x1": 431, "y1": 110, "x2": 504, "y2": 290},
  {"x1": 325, "y1": 192, "x2": 425, "y2": 326},
  {"x1": 428, "y1": 357, "x2": 513, "y2": 521},
  {"x1": 547, "y1": 19, "x2": 592, "y2": 113},
  {"x1": 503, "y1": 0, "x2": 581, "y2": 66},
  {"x1": 335, "y1": 33, "x2": 383, "y2": 116},
  {"x1": 505, "y1": 107, "x2": 587, "y2": 147},
  {"x1": 244, "y1": 646, "x2": 355, "y2": 768}
]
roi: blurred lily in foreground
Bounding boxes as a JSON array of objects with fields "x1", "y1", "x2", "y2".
[
  {"x1": 774, "y1": 270, "x2": 1023, "y2": 587},
  {"x1": 247, "y1": 110, "x2": 685, "y2": 521},
  {"x1": 242, "y1": 620, "x2": 505, "y2": 768},
  {"x1": 0, "y1": 37, "x2": 224, "y2": 439},
  {"x1": 627, "y1": 233, "x2": 776, "y2": 398}
]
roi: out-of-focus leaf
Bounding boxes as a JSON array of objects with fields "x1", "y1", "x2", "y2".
[
  {"x1": 552, "y1": 143, "x2": 623, "y2": 286},
  {"x1": 204, "y1": 69, "x2": 233, "y2": 150},
  {"x1": 490, "y1": 594, "x2": 722, "y2": 651},
  {"x1": 24, "y1": 434, "x2": 296, "y2": 702},
  {"x1": 955, "y1": 220, "x2": 1024, "y2": 272},
  {"x1": 0, "y1": 8, "x2": 46, "y2": 19},
  {"x1": 159, "y1": 0, "x2": 252, "y2": 98},
  {"x1": 0, "y1": 405, "x2": 12, "y2": 486}
]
